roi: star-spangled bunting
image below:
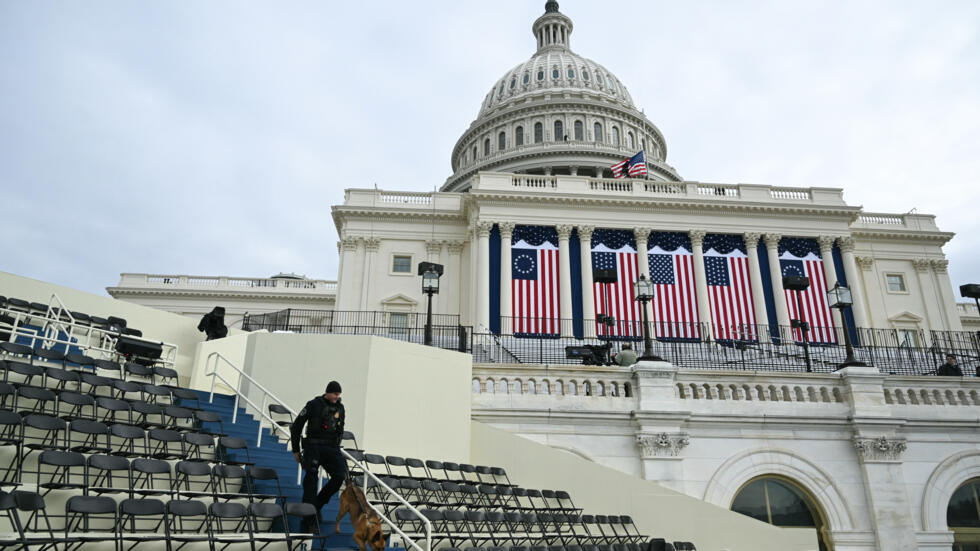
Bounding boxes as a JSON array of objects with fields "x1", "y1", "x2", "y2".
[
  {"x1": 703, "y1": 234, "x2": 757, "y2": 341},
  {"x1": 648, "y1": 232, "x2": 700, "y2": 340},
  {"x1": 592, "y1": 229, "x2": 640, "y2": 338},
  {"x1": 779, "y1": 237, "x2": 836, "y2": 343},
  {"x1": 512, "y1": 225, "x2": 560, "y2": 335}
]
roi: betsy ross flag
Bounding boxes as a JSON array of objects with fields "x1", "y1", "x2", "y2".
[
  {"x1": 779, "y1": 238, "x2": 836, "y2": 344},
  {"x1": 703, "y1": 234, "x2": 757, "y2": 341},
  {"x1": 611, "y1": 150, "x2": 648, "y2": 178},
  {"x1": 648, "y1": 232, "x2": 700, "y2": 340},
  {"x1": 591, "y1": 229, "x2": 640, "y2": 338},
  {"x1": 511, "y1": 225, "x2": 560, "y2": 336}
]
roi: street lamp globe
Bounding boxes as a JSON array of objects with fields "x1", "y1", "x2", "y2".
[
  {"x1": 422, "y1": 269, "x2": 440, "y2": 295},
  {"x1": 827, "y1": 282, "x2": 852, "y2": 309},
  {"x1": 634, "y1": 274, "x2": 654, "y2": 301}
]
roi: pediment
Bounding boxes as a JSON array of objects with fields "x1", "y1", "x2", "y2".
[
  {"x1": 380, "y1": 293, "x2": 418, "y2": 307},
  {"x1": 888, "y1": 310, "x2": 923, "y2": 323}
]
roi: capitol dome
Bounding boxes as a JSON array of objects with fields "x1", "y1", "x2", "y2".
[{"x1": 443, "y1": 1, "x2": 682, "y2": 191}]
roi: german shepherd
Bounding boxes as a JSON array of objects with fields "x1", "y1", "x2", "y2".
[{"x1": 335, "y1": 482, "x2": 388, "y2": 551}]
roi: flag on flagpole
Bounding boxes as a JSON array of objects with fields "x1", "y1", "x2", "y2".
[{"x1": 611, "y1": 151, "x2": 648, "y2": 178}]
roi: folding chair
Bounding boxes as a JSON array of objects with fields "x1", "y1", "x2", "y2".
[
  {"x1": 284, "y1": 502, "x2": 321, "y2": 550},
  {"x1": 385, "y1": 455, "x2": 414, "y2": 479},
  {"x1": 425, "y1": 460, "x2": 447, "y2": 480},
  {"x1": 460, "y1": 464, "x2": 480, "y2": 484},
  {"x1": 36, "y1": 450, "x2": 87, "y2": 495},
  {"x1": 183, "y1": 431, "x2": 216, "y2": 462},
  {"x1": 131, "y1": 458, "x2": 174, "y2": 498},
  {"x1": 57, "y1": 390, "x2": 96, "y2": 421},
  {"x1": 342, "y1": 430, "x2": 362, "y2": 453},
  {"x1": 17, "y1": 385, "x2": 58, "y2": 416},
  {"x1": 22, "y1": 414, "x2": 68, "y2": 466},
  {"x1": 217, "y1": 436, "x2": 253, "y2": 465},
  {"x1": 151, "y1": 366, "x2": 178, "y2": 387},
  {"x1": 80, "y1": 372, "x2": 114, "y2": 396},
  {"x1": 405, "y1": 457, "x2": 430, "y2": 480},
  {"x1": 64, "y1": 495, "x2": 118, "y2": 551},
  {"x1": 207, "y1": 502, "x2": 253, "y2": 550},
  {"x1": 33, "y1": 347, "x2": 66, "y2": 368},
  {"x1": 248, "y1": 466, "x2": 284, "y2": 503},
  {"x1": 10, "y1": 490, "x2": 65, "y2": 550},
  {"x1": 173, "y1": 460, "x2": 215, "y2": 500},
  {"x1": 0, "y1": 382, "x2": 13, "y2": 410},
  {"x1": 442, "y1": 461, "x2": 465, "y2": 481},
  {"x1": 148, "y1": 428, "x2": 185, "y2": 460},
  {"x1": 0, "y1": 410, "x2": 24, "y2": 485},
  {"x1": 96, "y1": 397, "x2": 132, "y2": 425},
  {"x1": 162, "y1": 405, "x2": 195, "y2": 431},
  {"x1": 123, "y1": 362, "x2": 154, "y2": 384},
  {"x1": 0, "y1": 342, "x2": 33, "y2": 363},
  {"x1": 140, "y1": 384, "x2": 172, "y2": 405},
  {"x1": 116, "y1": 498, "x2": 170, "y2": 551},
  {"x1": 130, "y1": 400, "x2": 164, "y2": 429},
  {"x1": 109, "y1": 423, "x2": 148, "y2": 458},
  {"x1": 3, "y1": 360, "x2": 43, "y2": 387},
  {"x1": 44, "y1": 366, "x2": 80, "y2": 392},
  {"x1": 249, "y1": 502, "x2": 290, "y2": 551},
  {"x1": 112, "y1": 379, "x2": 143, "y2": 401},
  {"x1": 67, "y1": 418, "x2": 111, "y2": 454},
  {"x1": 168, "y1": 387, "x2": 200, "y2": 409},
  {"x1": 65, "y1": 353, "x2": 97, "y2": 373},
  {"x1": 212, "y1": 464, "x2": 252, "y2": 501},
  {"x1": 193, "y1": 409, "x2": 224, "y2": 435},
  {"x1": 165, "y1": 499, "x2": 210, "y2": 551},
  {"x1": 269, "y1": 404, "x2": 294, "y2": 437},
  {"x1": 92, "y1": 359, "x2": 122, "y2": 379},
  {"x1": 86, "y1": 454, "x2": 132, "y2": 496}
]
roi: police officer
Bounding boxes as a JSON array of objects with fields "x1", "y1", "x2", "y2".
[{"x1": 291, "y1": 380, "x2": 348, "y2": 526}]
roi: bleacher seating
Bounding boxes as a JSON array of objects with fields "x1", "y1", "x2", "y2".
[{"x1": 0, "y1": 295, "x2": 697, "y2": 550}]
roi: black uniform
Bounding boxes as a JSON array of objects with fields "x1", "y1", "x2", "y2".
[
  {"x1": 937, "y1": 362, "x2": 963, "y2": 376},
  {"x1": 290, "y1": 396, "x2": 348, "y2": 511}
]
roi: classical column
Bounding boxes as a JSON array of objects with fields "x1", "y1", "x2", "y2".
[
  {"x1": 817, "y1": 235, "x2": 843, "y2": 329},
  {"x1": 556, "y1": 225, "x2": 574, "y2": 337},
  {"x1": 688, "y1": 230, "x2": 712, "y2": 339},
  {"x1": 361, "y1": 237, "x2": 380, "y2": 311},
  {"x1": 425, "y1": 239, "x2": 443, "y2": 313},
  {"x1": 578, "y1": 225, "x2": 596, "y2": 337},
  {"x1": 634, "y1": 227, "x2": 653, "y2": 336},
  {"x1": 931, "y1": 259, "x2": 963, "y2": 330},
  {"x1": 743, "y1": 233, "x2": 770, "y2": 340},
  {"x1": 476, "y1": 222, "x2": 493, "y2": 333},
  {"x1": 498, "y1": 222, "x2": 515, "y2": 334},
  {"x1": 838, "y1": 236, "x2": 869, "y2": 329},
  {"x1": 764, "y1": 234, "x2": 792, "y2": 338},
  {"x1": 445, "y1": 241, "x2": 465, "y2": 321},
  {"x1": 337, "y1": 237, "x2": 362, "y2": 311}
]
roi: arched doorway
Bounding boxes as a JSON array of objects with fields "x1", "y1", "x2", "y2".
[
  {"x1": 730, "y1": 476, "x2": 832, "y2": 551},
  {"x1": 947, "y1": 478, "x2": 980, "y2": 550}
]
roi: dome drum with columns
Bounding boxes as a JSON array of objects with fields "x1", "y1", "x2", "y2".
[{"x1": 444, "y1": 2, "x2": 679, "y2": 191}]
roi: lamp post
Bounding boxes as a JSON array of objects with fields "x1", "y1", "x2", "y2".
[
  {"x1": 960, "y1": 284, "x2": 980, "y2": 318},
  {"x1": 827, "y1": 282, "x2": 867, "y2": 369},
  {"x1": 633, "y1": 274, "x2": 662, "y2": 361},
  {"x1": 418, "y1": 262, "x2": 444, "y2": 347},
  {"x1": 783, "y1": 275, "x2": 812, "y2": 372}
]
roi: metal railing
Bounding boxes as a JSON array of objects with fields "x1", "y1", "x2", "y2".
[{"x1": 202, "y1": 352, "x2": 431, "y2": 551}]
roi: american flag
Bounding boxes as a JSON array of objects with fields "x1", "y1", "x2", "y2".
[
  {"x1": 648, "y1": 232, "x2": 700, "y2": 340},
  {"x1": 512, "y1": 225, "x2": 560, "y2": 335},
  {"x1": 779, "y1": 238, "x2": 836, "y2": 344},
  {"x1": 611, "y1": 150, "x2": 648, "y2": 178},
  {"x1": 703, "y1": 234, "x2": 757, "y2": 341},
  {"x1": 591, "y1": 229, "x2": 640, "y2": 338}
]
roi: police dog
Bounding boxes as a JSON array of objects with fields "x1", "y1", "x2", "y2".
[{"x1": 336, "y1": 482, "x2": 388, "y2": 551}]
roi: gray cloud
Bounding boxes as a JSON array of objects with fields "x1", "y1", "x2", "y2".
[{"x1": 1, "y1": 1, "x2": 978, "y2": 299}]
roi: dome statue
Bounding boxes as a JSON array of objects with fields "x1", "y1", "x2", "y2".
[{"x1": 443, "y1": 1, "x2": 681, "y2": 191}]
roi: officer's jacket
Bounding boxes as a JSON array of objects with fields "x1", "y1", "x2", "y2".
[{"x1": 290, "y1": 396, "x2": 345, "y2": 453}]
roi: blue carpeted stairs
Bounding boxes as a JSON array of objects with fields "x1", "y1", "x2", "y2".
[{"x1": 187, "y1": 390, "x2": 366, "y2": 550}]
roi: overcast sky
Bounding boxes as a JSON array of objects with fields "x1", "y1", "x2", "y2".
[{"x1": 1, "y1": 1, "x2": 978, "y2": 299}]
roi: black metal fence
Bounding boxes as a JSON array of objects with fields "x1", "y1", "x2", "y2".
[{"x1": 243, "y1": 310, "x2": 980, "y2": 376}]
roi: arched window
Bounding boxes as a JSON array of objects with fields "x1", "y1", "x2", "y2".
[
  {"x1": 554, "y1": 120, "x2": 564, "y2": 142},
  {"x1": 498, "y1": 131, "x2": 506, "y2": 151},
  {"x1": 498, "y1": 379, "x2": 509, "y2": 394},
  {"x1": 523, "y1": 73, "x2": 530, "y2": 85},
  {"x1": 583, "y1": 69, "x2": 590, "y2": 81},
  {"x1": 534, "y1": 122, "x2": 543, "y2": 144},
  {"x1": 516, "y1": 126, "x2": 524, "y2": 146},
  {"x1": 528, "y1": 380, "x2": 536, "y2": 394},
  {"x1": 731, "y1": 477, "x2": 830, "y2": 551},
  {"x1": 642, "y1": 138, "x2": 647, "y2": 152},
  {"x1": 472, "y1": 146, "x2": 477, "y2": 161},
  {"x1": 948, "y1": 478, "x2": 980, "y2": 548},
  {"x1": 574, "y1": 120, "x2": 583, "y2": 141},
  {"x1": 510, "y1": 78, "x2": 516, "y2": 90},
  {"x1": 552, "y1": 67, "x2": 560, "y2": 79},
  {"x1": 472, "y1": 379, "x2": 481, "y2": 393},
  {"x1": 596, "y1": 73, "x2": 604, "y2": 84},
  {"x1": 594, "y1": 122, "x2": 602, "y2": 143},
  {"x1": 567, "y1": 67, "x2": 575, "y2": 79},
  {"x1": 537, "y1": 70, "x2": 544, "y2": 81},
  {"x1": 612, "y1": 127, "x2": 620, "y2": 146},
  {"x1": 486, "y1": 378, "x2": 495, "y2": 394},
  {"x1": 628, "y1": 131, "x2": 635, "y2": 149},
  {"x1": 483, "y1": 138, "x2": 490, "y2": 156}
]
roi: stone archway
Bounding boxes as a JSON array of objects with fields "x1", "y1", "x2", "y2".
[
  {"x1": 921, "y1": 450, "x2": 980, "y2": 532},
  {"x1": 702, "y1": 447, "x2": 856, "y2": 533}
]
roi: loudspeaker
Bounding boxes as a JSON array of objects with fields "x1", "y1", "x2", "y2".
[
  {"x1": 782, "y1": 275, "x2": 810, "y2": 291},
  {"x1": 114, "y1": 335, "x2": 163, "y2": 363},
  {"x1": 417, "y1": 261, "x2": 444, "y2": 276},
  {"x1": 593, "y1": 269, "x2": 617, "y2": 283},
  {"x1": 961, "y1": 284, "x2": 980, "y2": 299}
]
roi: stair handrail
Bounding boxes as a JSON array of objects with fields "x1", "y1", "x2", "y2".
[{"x1": 202, "y1": 351, "x2": 432, "y2": 551}]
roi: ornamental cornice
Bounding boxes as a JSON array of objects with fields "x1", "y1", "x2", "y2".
[
  {"x1": 636, "y1": 432, "x2": 690, "y2": 458},
  {"x1": 105, "y1": 288, "x2": 335, "y2": 301},
  {"x1": 332, "y1": 208, "x2": 465, "y2": 222},
  {"x1": 849, "y1": 229, "x2": 954, "y2": 245},
  {"x1": 853, "y1": 436, "x2": 907, "y2": 462}
]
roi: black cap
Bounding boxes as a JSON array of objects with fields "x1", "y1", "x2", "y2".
[{"x1": 326, "y1": 381, "x2": 342, "y2": 394}]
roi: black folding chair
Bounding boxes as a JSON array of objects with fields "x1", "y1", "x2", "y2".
[
  {"x1": 249, "y1": 502, "x2": 290, "y2": 551},
  {"x1": 140, "y1": 384, "x2": 172, "y2": 405},
  {"x1": 131, "y1": 458, "x2": 174, "y2": 498},
  {"x1": 65, "y1": 495, "x2": 118, "y2": 551},
  {"x1": 165, "y1": 499, "x2": 210, "y2": 551},
  {"x1": 148, "y1": 428, "x2": 185, "y2": 460},
  {"x1": 124, "y1": 362, "x2": 154, "y2": 384},
  {"x1": 116, "y1": 498, "x2": 169, "y2": 551},
  {"x1": 0, "y1": 382, "x2": 14, "y2": 410},
  {"x1": 0, "y1": 409, "x2": 24, "y2": 485},
  {"x1": 80, "y1": 372, "x2": 114, "y2": 396},
  {"x1": 207, "y1": 501, "x2": 253, "y2": 550},
  {"x1": 284, "y1": 502, "x2": 322, "y2": 550},
  {"x1": 217, "y1": 436, "x2": 253, "y2": 465},
  {"x1": 248, "y1": 466, "x2": 284, "y2": 503},
  {"x1": 65, "y1": 353, "x2": 97, "y2": 373},
  {"x1": 169, "y1": 386, "x2": 200, "y2": 408},
  {"x1": 212, "y1": 464, "x2": 251, "y2": 501},
  {"x1": 3, "y1": 360, "x2": 43, "y2": 387},
  {"x1": 173, "y1": 460, "x2": 215, "y2": 500},
  {"x1": 68, "y1": 418, "x2": 111, "y2": 454},
  {"x1": 109, "y1": 423, "x2": 148, "y2": 458},
  {"x1": 57, "y1": 390, "x2": 96, "y2": 421},
  {"x1": 86, "y1": 454, "x2": 132, "y2": 496},
  {"x1": 152, "y1": 366, "x2": 178, "y2": 386},
  {"x1": 22, "y1": 414, "x2": 68, "y2": 467},
  {"x1": 45, "y1": 366, "x2": 80, "y2": 392},
  {"x1": 112, "y1": 379, "x2": 142, "y2": 401},
  {"x1": 92, "y1": 359, "x2": 122, "y2": 379},
  {"x1": 130, "y1": 400, "x2": 164, "y2": 429},
  {"x1": 96, "y1": 397, "x2": 132, "y2": 425},
  {"x1": 17, "y1": 386, "x2": 58, "y2": 416},
  {"x1": 36, "y1": 450, "x2": 86, "y2": 495},
  {"x1": 162, "y1": 406, "x2": 195, "y2": 431},
  {"x1": 194, "y1": 409, "x2": 224, "y2": 435},
  {"x1": 183, "y1": 431, "x2": 215, "y2": 462},
  {"x1": 11, "y1": 490, "x2": 65, "y2": 550}
]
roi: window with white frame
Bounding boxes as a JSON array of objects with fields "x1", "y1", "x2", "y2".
[
  {"x1": 886, "y1": 273, "x2": 907, "y2": 292},
  {"x1": 391, "y1": 255, "x2": 412, "y2": 274},
  {"x1": 389, "y1": 313, "x2": 408, "y2": 335}
]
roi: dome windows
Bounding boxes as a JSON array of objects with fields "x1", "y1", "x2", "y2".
[
  {"x1": 596, "y1": 72, "x2": 604, "y2": 84},
  {"x1": 552, "y1": 67, "x2": 560, "y2": 79},
  {"x1": 498, "y1": 131, "x2": 506, "y2": 151},
  {"x1": 574, "y1": 120, "x2": 583, "y2": 141},
  {"x1": 472, "y1": 145, "x2": 477, "y2": 161},
  {"x1": 567, "y1": 66, "x2": 575, "y2": 79},
  {"x1": 628, "y1": 131, "x2": 635, "y2": 149},
  {"x1": 484, "y1": 138, "x2": 490, "y2": 156},
  {"x1": 534, "y1": 122, "x2": 543, "y2": 144},
  {"x1": 537, "y1": 70, "x2": 544, "y2": 81},
  {"x1": 516, "y1": 126, "x2": 524, "y2": 146},
  {"x1": 612, "y1": 126, "x2": 621, "y2": 146},
  {"x1": 523, "y1": 73, "x2": 530, "y2": 85},
  {"x1": 594, "y1": 122, "x2": 602, "y2": 143},
  {"x1": 510, "y1": 78, "x2": 516, "y2": 90},
  {"x1": 554, "y1": 120, "x2": 564, "y2": 141},
  {"x1": 582, "y1": 69, "x2": 590, "y2": 81},
  {"x1": 498, "y1": 82, "x2": 505, "y2": 98}
]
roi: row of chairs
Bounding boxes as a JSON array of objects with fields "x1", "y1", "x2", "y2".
[
  {"x1": 1, "y1": 490, "x2": 321, "y2": 551},
  {"x1": 428, "y1": 543, "x2": 693, "y2": 551},
  {"x1": 0, "y1": 345, "x2": 176, "y2": 385},
  {"x1": 0, "y1": 297, "x2": 140, "y2": 335},
  {"x1": 346, "y1": 451, "x2": 512, "y2": 486},
  {"x1": 27, "y1": 453, "x2": 282, "y2": 502},
  {"x1": 393, "y1": 508, "x2": 647, "y2": 548},
  {"x1": 366, "y1": 477, "x2": 579, "y2": 516}
]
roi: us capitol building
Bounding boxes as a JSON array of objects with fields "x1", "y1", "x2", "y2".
[{"x1": 110, "y1": 3, "x2": 980, "y2": 550}]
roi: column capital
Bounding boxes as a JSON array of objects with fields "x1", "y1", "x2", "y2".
[
  {"x1": 425, "y1": 240, "x2": 443, "y2": 255},
  {"x1": 577, "y1": 225, "x2": 595, "y2": 240},
  {"x1": 475, "y1": 221, "x2": 493, "y2": 238},
  {"x1": 498, "y1": 222, "x2": 516, "y2": 239},
  {"x1": 931, "y1": 258, "x2": 949, "y2": 274},
  {"x1": 633, "y1": 227, "x2": 653, "y2": 243},
  {"x1": 341, "y1": 237, "x2": 361, "y2": 252},
  {"x1": 743, "y1": 232, "x2": 762, "y2": 246},
  {"x1": 912, "y1": 258, "x2": 931, "y2": 273},
  {"x1": 636, "y1": 432, "x2": 690, "y2": 458},
  {"x1": 838, "y1": 235, "x2": 857, "y2": 253},
  {"x1": 817, "y1": 235, "x2": 837, "y2": 251},
  {"x1": 363, "y1": 237, "x2": 381, "y2": 252},
  {"x1": 856, "y1": 256, "x2": 874, "y2": 271},
  {"x1": 854, "y1": 436, "x2": 907, "y2": 463},
  {"x1": 446, "y1": 241, "x2": 466, "y2": 255},
  {"x1": 763, "y1": 233, "x2": 782, "y2": 249},
  {"x1": 556, "y1": 224, "x2": 574, "y2": 241},
  {"x1": 688, "y1": 229, "x2": 706, "y2": 247}
]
